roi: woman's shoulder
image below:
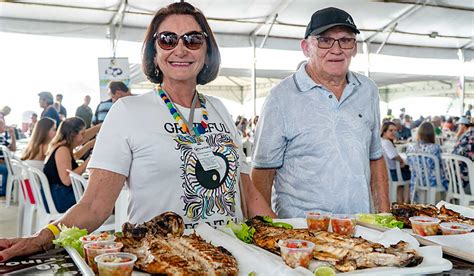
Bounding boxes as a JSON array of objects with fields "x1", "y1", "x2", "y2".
[
  {"x1": 53, "y1": 145, "x2": 71, "y2": 157},
  {"x1": 203, "y1": 94, "x2": 224, "y2": 108},
  {"x1": 202, "y1": 95, "x2": 233, "y2": 117},
  {"x1": 381, "y1": 138, "x2": 393, "y2": 145},
  {"x1": 417, "y1": 143, "x2": 441, "y2": 154},
  {"x1": 406, "y1": 143, "x2": 417, "y2": 153},
  {"x1": 125, "y1": 91, "x2": 155, "y2": 102}
]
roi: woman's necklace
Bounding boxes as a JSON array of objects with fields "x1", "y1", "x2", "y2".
[{"x1": 156, "y1": 84, "x2": 208, "y2": 137}]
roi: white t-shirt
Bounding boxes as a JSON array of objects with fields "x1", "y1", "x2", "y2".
[
  {"x1": 381, "y1": 138, "x2": 399, "y2": 170},
  {"x1": 88, "y1": 91, "x2": 247, "y2": 229}
]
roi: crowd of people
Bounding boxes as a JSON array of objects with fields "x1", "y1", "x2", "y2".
[
  {"x1": 0, "y1": 2, "x2": 472, "y2": 263},
  {"x1": 380, "y1": 108, "x2": 473, "y2": 202},
  {"x1": 0, "y1": 80, "x2": 132, "y2": 204}
]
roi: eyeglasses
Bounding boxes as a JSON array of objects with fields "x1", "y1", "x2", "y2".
[
  {"x1": 154, "y1": 31, "x2": 207, "y2": 50},
  {"x1": 311, "y1": 36, "x2": 356, "y2": 49}
]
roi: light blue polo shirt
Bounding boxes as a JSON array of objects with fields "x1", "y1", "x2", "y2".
[{"x1": 252, "y1": 62, "x2": 383, "y2": 218}]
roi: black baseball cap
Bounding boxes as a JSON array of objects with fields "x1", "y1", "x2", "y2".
[{"x1": 304, "y1": 7, "x2": 360, "y2": 39}]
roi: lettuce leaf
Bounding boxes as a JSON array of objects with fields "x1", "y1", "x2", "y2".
[
  {"x1": 357, "y1": 214, "x2": 404, "y2": 229},
  {"x1": 226, "y1": 221, "x2": 255, "y2": 244},
  {"x1": 52, "y1": 224, "x2": 88, "y2": 257}
]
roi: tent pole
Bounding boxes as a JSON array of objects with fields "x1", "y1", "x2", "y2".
[
  {"x1": 457, "y1": 49, "x2": 465, "y2": 116},
  {"x1": 250, "y1": 35, "x2": 257, "y2": 117},
  {"x1": 362, "y1": 42, "x2": 370, "y2": 78},
  {"x1": 108, "y1": 0, "x2": 127, "y2": 58}
]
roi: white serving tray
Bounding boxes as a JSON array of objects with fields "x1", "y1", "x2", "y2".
[
  {"x1": 67, "y1": 220, "x2": 453, "y2": 276},
  {"x1": 195, "y1": 219, "x2": 453, "y2": 275}
]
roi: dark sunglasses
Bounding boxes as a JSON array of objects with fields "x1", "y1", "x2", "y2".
[{"x1": 154, "y1": 31, "x2": 208, "y2": 50}]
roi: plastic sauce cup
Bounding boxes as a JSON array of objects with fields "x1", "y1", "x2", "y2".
[
  {"x1": 306, "y1": 211, "x2": 332, "y2": 231},
  {"x1": 84, "y1": 242, "x2": 123, "y2": 273},
  {"x1": 331, "y1": 214, "x2": 356, "y2": 236},
  {"x1": 95, "y1": 252, "x2": 137, "y2": 276},
  {"x1": 409, "y1": 216, "x2": 440, "y2": 236},
  {"x1": 278, "y1": 239, "x2": 315, "y2": 268},
  {"x1": 80, "y1": 232, "x2": 115, "y2": 259},
  {"x1": 439, "y1": 222, "x2": 473, "y2": 235}
]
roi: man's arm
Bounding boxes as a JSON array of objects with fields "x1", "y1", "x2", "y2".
[
  {"x1": 370, "y1": 158, "x2": 390, "y2": 212},
  {"x1": 240, "y1": 173, "x2": 276, "y2": 218},
  {"x1": 250, "y1": 168, "x2": 276, "y2": 208}
]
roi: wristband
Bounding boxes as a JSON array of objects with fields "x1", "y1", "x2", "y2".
[{"x1": 45, "y1": 224, "x2": 60, "y2": 238}]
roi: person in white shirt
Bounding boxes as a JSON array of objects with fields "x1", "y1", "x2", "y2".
[
  {"x1": 380, "y1": 121, "x2": 410, "y2": 202},
  {"x1": 0, "y1": 2, "x2": 275, "y2": 261}
]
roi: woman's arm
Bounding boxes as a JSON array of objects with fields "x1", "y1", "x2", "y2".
[
  {"x1": 0, "y1": 168, "x2": 125, "y2": 261},
  {"x1": 240, "y1": 173, "x2": 276, "y2": 218},
  {"x1": 55, "y1": 146, "x2": 90, "y2": 185}
]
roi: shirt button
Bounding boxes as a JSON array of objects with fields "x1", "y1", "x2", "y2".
[{"x1": 329, "y1": 95, "x2": 333, "y2": 99}]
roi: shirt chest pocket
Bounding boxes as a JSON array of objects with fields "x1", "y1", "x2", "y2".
[{"x1": 338, "y1": 110, "x2": 373, "y2": 144}]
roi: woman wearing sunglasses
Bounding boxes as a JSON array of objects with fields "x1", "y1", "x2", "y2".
[{"x1": 0, "y1": 2, "x2": 275, "y2": 261}]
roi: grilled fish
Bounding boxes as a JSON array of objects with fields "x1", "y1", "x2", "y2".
[
  {"x1": 116, "y1": 212, "x2": 238, "y2": 275},
  {"x1": 248, "y1": 216, "x2": 423, "y2": 272},
  {"x1": 391, "y1": 203, "x2": 474, "y2": 227}
]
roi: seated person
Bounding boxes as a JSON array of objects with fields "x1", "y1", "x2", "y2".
[
  {"x1": 455, "y1": 117, "x2": 471, "y2": 141},
  {"x1": 20, "y1": 117, "x2": 57, "y2": 170},
  {"x1": 43, "y1": 117, "x2": 94, "y2": 213},
  {"x1": 0, "y1": 118, "x2": 16, "y2": 196},
  {"x1": 406, "y1": 122, "x2": 449, "y2": 197},
  {"x1": 380, "y1": 122, "x2": 410, "y2": 202},
  {"x1": 393, "y1": 119, "x2": 411, "y2": 141},
  {"x1": 452, "y1": 118, "x2": 474, "y2": 194}
]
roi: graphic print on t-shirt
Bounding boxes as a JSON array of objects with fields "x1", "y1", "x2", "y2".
[{"x1": 175, "y1": 133, "x2": 239, "y2": 221}]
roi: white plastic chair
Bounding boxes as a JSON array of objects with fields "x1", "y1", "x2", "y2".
[
  {"x1": 11, "y1": 159, "x2": 26, "y2": 235},
  {"x1": 384, "y1": 156, "x2": 409, "y2": 203},
  {"x1": 442, "y1": 154, "x2": 474, "y2": 206},
  {"x1": 14, "y1": 161, "x2": 38, "y2": 236},
  {"x1": 27, "y1": 166, "x2": 64, "y2": 232},
  {"x1": 66, "y1": 169, "x2": 115, "y2": 232},
  {"x1": 68, "y1": 170, "x2": 87, "y2": 202},
  {"x1": 1, "y1": 145, "x2": 20, "y2": 206},
  {"x1": 23, "y1": 160, "x2": 44, "y2": 171},
  {"x1": 407, "y1": 152, "x2": 446, "y2": 204}
]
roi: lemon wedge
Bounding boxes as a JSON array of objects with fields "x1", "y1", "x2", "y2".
[{"x1": 314, "y1": 266, "x2": 336, "y2": 276}]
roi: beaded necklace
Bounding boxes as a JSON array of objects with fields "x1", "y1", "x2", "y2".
[{"x1": 156, "y1": 84, "x2": 208, "y2": 138}]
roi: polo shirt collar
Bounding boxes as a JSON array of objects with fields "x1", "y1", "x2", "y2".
[
  {"x1": 293, "y1": 62, "x2": 319, "y2": 92},
  {"x1": 294, "y1": 62, "x2": 361, "y2": 92},
  {"x1": 346, "y1": 71, "x2": 362, "y2": 86}
]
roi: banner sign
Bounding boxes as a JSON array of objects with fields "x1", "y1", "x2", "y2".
[{"x1": 98, "y1": 57, "x2": 130, "y2": 101}]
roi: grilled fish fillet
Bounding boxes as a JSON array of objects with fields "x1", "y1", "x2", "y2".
[
  {"x1": 248, "y1": 217, "x2": 423, "y2": 272},
  {"x1": 391, "y1": 203, "x2": 474, "y2": 227},
  {"x1": 116, "y1": 212, "x2": 238, "y2": 275}
]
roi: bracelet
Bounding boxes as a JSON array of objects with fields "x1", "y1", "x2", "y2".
[{"x1": 45, "y1": 224, "x2": 60, "y2": 238}]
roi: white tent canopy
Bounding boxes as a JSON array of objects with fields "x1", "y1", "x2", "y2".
[
  {"x1": 1, "y1": 0, "x2": 473, "y2": 58},
  {"x1": 1, "y1": 0, "x2": 473, "y2": 104}
]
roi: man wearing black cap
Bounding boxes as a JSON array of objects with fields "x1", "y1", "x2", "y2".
[
  {"x1": 252, "y1": 7, "x2": 389, "y2": 217},
  {"x1": 38, "y1": 91, "x2": 61, "y2": 127}
]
